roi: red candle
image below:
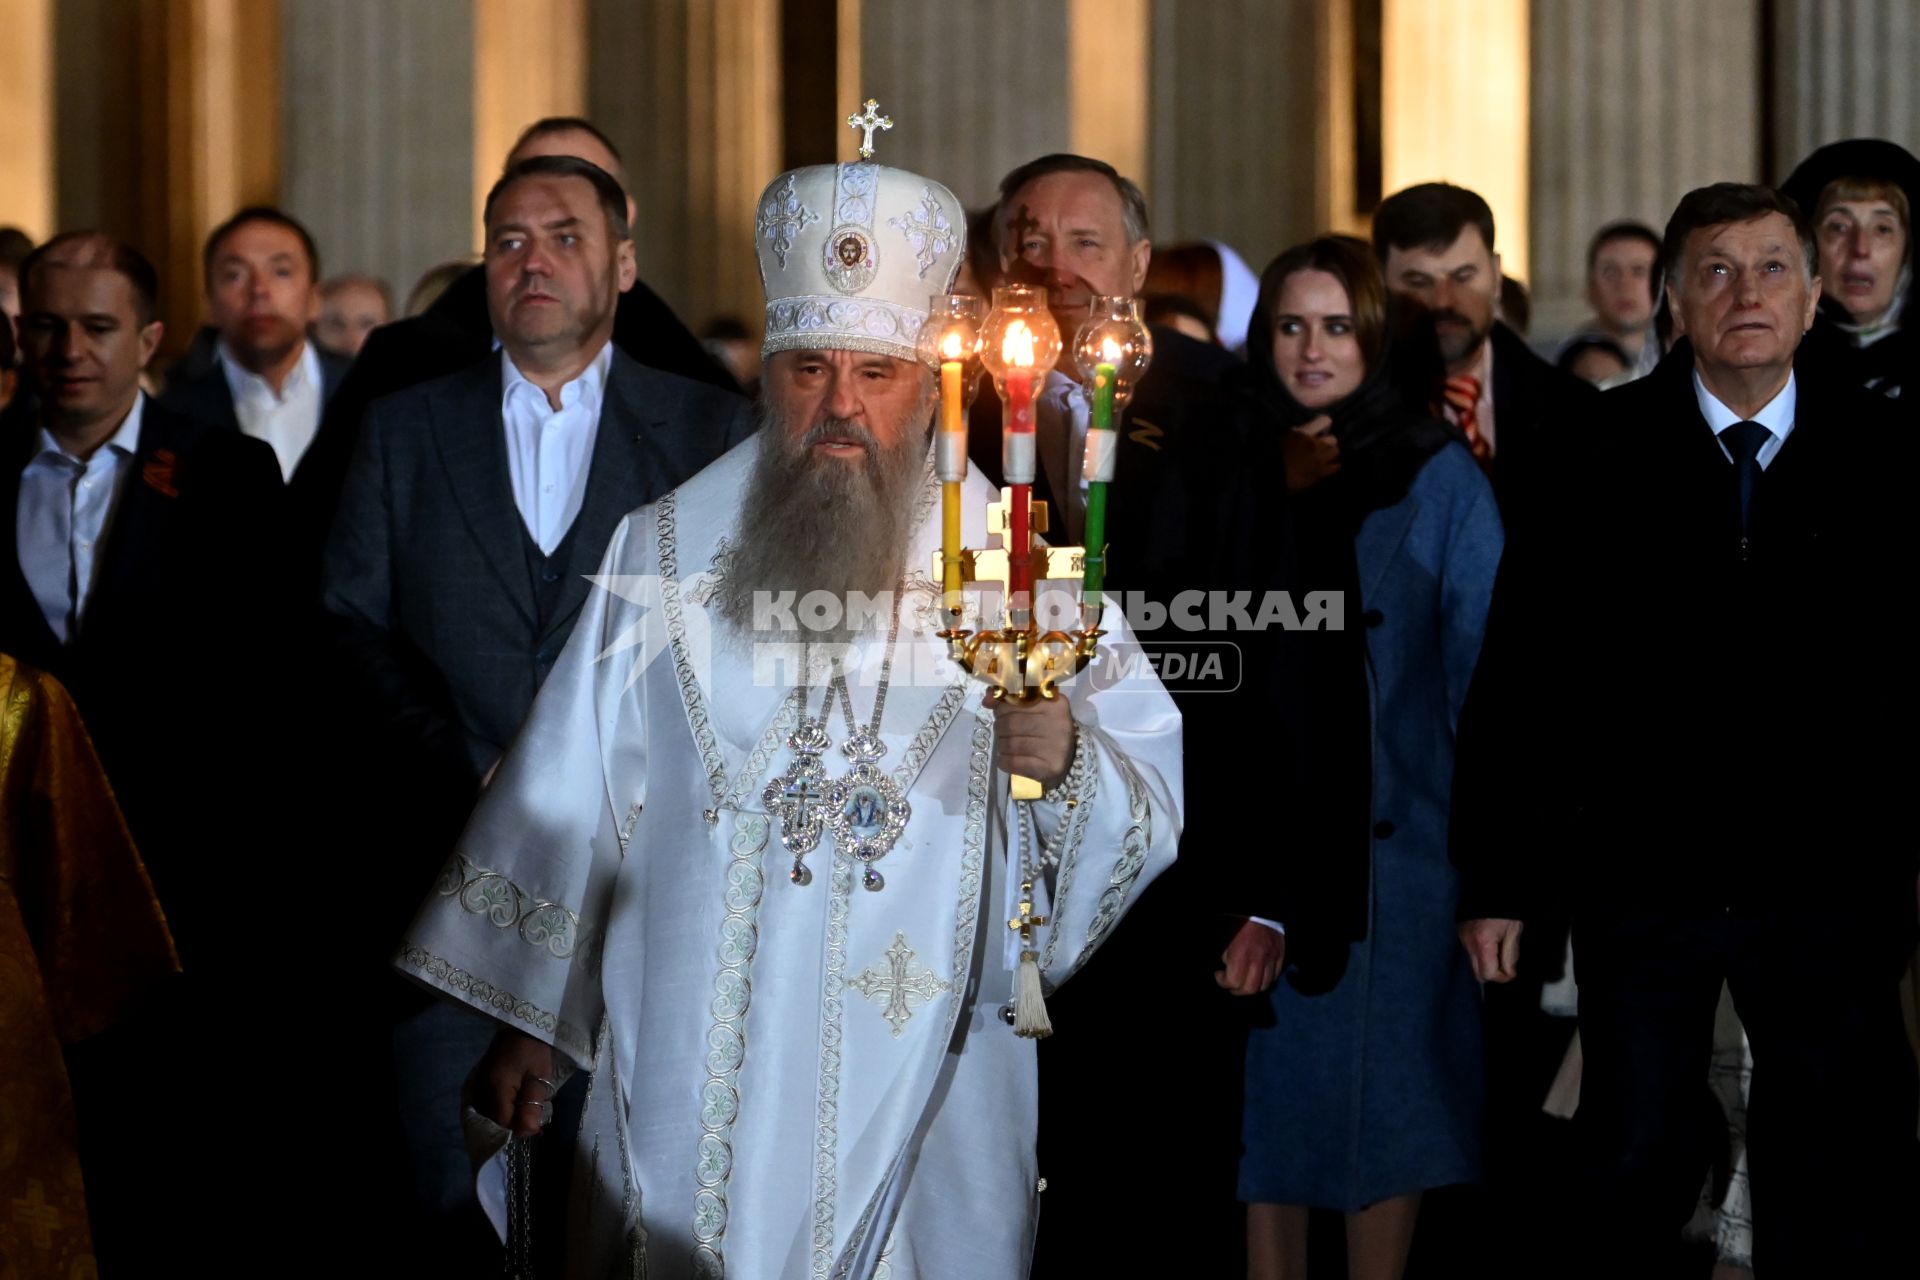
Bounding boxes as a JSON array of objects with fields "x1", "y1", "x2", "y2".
[{"x1": 1000, "y1": 320, "x2": 1038, "y2": 619}]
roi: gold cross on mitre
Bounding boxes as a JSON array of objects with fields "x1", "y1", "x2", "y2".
[{"x1": 847, "y1": 98, "x2": 894, "y2": 159}]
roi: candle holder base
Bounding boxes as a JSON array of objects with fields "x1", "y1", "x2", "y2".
[{"x1": 938, "y1": 625, "x2": 1105, "y2": 703}]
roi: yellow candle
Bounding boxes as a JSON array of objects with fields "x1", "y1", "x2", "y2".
[{"x1": 937, "y1": 332, "x2": 968, "y2": 611}]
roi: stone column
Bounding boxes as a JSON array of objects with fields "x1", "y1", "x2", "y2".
[
  {"x1": 281, "y1": 0, "x2": 475, "y2": 308},
  {"x1": 589, "y1": 0, "x2": 779, "y2": 333},
  {"x1": 0, "y1": 0, "x2": 56, "y2": 240},
  {"x1": 1528, "y1": 0, "x2": 1761, "y2": 339},
  {"x1": 1770, "y1": 0, "x2": 1920, "y2": 180},
  {"x1": 1146, "y1": 0, "x2": 1321, "y2": 271},
  {"x1": 853, "y1": 0, "x2": 1071, "y2": 211},
  {"x1": 54, "y1": 0, "x2": 280, "y2": 354},
  {"x1": 473, "y1": 0, "x2": 588, "y2": 249}
]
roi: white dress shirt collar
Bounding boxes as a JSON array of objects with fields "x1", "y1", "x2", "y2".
[
  {"x1": 501, "y1": 342, "x2": 612, "y2": 418},
  {"x1": 35, "y1": 390, "x2": 146, "y2": 463},
  {"x1": 218, "y1": 339, "x2": 324, "y2": 480},
  {"x1": 219, "y1": 338, "x2": 320, "y2": 407},
  {"x1": 19, "y1": 394, "x2": 147, "y2": 643},
  {"x1": 1693, "y1": 368, "x2": 1796, "y2": 469}
]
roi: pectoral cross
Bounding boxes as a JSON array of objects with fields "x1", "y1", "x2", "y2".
[
  {"x1": 847, "y1": 99, "x2": 894, "y2": 159},
  {"x1": 772, "y1": 772, "x2": 824, "y2": 829},
  {"x1": 1007, "y1": 880, "x2": 1049, "y2": 946}
]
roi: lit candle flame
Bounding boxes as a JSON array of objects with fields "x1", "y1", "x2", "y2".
[
  {"x1": 1003, "y1": 319, "x2": 1036, "y2": 367},
  {"x1": 1100, "y1": 336, "x2": 1123, "y2": 363},
  {"x1": 941, "y1": 330, "x2": 966, "y2": 361}
]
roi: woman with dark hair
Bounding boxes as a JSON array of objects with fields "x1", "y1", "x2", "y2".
[
  {"x1": 1781, "y1": 137, "x2": 1919, "y2": 402},
  {"x1": 1237, "y1": 237, "x2": 1502, "y2": 1280}
]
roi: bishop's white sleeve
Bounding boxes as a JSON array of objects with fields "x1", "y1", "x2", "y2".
[
  {"x1": 1022, "y1": 599, "x2": 1184, "y2": 987},
  {"x1": 395, "y1": 516, "x2": 652, "y2": 1069}
]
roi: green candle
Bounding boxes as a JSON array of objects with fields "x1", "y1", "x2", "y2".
[{"x1": 1082, "y1": 360, "x2": 1118, "y2": 607}]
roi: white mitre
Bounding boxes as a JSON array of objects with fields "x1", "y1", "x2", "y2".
[{"x1": 754, "y1": 104, "x2": 965, "y2": 363}]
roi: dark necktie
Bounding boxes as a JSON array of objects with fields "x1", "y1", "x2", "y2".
[{"x1": 1718, "y1": 420, "x2": 1771, "y2": 534}]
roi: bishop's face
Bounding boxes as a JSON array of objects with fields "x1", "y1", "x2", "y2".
[
  {"x1": 762, "y1": 348, "x2": 931, "y2": 470},
  {"x1": 719, "y1": 348, "x2": 934, "y2": 644},
  {"x1": 484, "y1": 174, "x2": 636, "y2": 366},
  {"x1": 999, "y1": 170, "x2": 1151, "y2": 338},
  {"x1": 1669, "y1": 213, "x2": 1818, "y2": 386},
  {"x1": 1383, "y1": 225, "x2": 1501, "y2": 371}
]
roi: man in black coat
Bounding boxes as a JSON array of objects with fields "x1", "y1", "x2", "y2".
[
  {"x1": 1374, "y1": 182, "x2": 1599, "y2": 539},
  {"x1": 289, "y1": 117, "x2": 737, "y2": 569},
  {"x1": 159, "y1": 206, "x2": 352, "y2": 486},
  {"x1": 321, "y1": 154, "x2": 752, "y2": 1272},
  {"x1": 970, "y1": 153, "x2": 1282, "y2": 1276},
  {"x1": 1372, "y1": 184, "x2": 1599, "y2": 1242},
  {"x1": 1452, "y1": 183, "x2": 1918, "y2": 1276},
  {"x1": 1, "y1": 232, "x2": 287, "y2": 1269},
  {"x1": 1, "y1": 232, "x2": 284, "y2": 965}
]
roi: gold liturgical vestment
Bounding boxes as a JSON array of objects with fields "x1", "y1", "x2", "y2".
[{"x1": 0, "y1": 655, "x2": 177, "y2": 1278}]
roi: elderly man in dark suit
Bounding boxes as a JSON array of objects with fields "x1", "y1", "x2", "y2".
[
  {"x1": 322, "y1": 153, "x2": 752, "y2": 1270},
  {"x1": 1452, "y1": 183, "x2": 1918, "y2": 1276},
  {"x1": 965, "y1": 152, "x2": 1279, "y2": 1278}
]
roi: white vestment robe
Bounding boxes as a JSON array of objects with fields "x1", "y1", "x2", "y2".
[{"x1": 399, "y1": 436, "x2": 1183, "y2": 1279}]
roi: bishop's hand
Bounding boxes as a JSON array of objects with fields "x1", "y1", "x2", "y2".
[
  {"x1": 469, "y1": 1025, "x2": 559, "y2": 1137},
  {"x1": 987, "y1": 691, "x2": 1075, "y2": 790}
]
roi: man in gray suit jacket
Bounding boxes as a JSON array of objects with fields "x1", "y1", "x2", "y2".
[{"x1": 321, "y1": 154, "x2": 753, "y2": 1271}]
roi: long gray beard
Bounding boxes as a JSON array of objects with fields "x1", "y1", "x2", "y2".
[{"x1": 717, "y1": 395, "x2": 930, "y2": 648}]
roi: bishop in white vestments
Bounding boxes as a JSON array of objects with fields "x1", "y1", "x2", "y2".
[{"x1": 397, "y1": 149, "x2": 1183, "y2": 1280}]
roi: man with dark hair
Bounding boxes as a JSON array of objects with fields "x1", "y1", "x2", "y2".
[
  {"x1": 1452, "y1": 182, "x2": 1918, "y2": 1275},
  {"x1": 291, "y1": 116, "x2": 737, "y2": 574},
  {"x1": 0, "y1": 230, "x2": 285, "y2": 1266},
  {"x1": 1373, "y1": 180, "x2": 1596, "y2": 1269},
  {"x1": 161, "y1": 205, "x2": 351, "y2": 483},
  {"x1": 322, "y1": 152, "x2": 753, "y2": 1271},
  {"x1": 1562, "y1": 220, "x2": 1664, "y2": 380},
  {"x1": 1373, "y1": 182, "x2": 1595, "y2": 531}
]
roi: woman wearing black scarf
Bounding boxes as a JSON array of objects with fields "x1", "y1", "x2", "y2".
[
  {"x1": 1237, "y1": 237, "x2": 1504, "y2": 1280},
  {"x1": 1781, "y1": 138, "x2": 1919, "y2": 405}
]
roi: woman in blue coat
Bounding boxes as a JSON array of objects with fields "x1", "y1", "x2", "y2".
[{"x1": 1237, "y1": 236, "x2": 1503, "y2": 1279}]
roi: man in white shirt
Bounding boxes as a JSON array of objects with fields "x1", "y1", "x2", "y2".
[
  {"x1": 321, "y1": 153, "x2": 752, "y2": 1274},
  {"x1": 161, "y1": 206, "x2": 352, "y2": 483}
]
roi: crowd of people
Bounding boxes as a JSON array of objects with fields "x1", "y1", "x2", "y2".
[{"x1": 1, "y1": 107, "x2": 1915, "y2": 1280}]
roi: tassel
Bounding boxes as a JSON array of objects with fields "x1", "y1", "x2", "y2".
[{"x1": 1014, "y1": 949, "x2": 1053, "y2": 1038}]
